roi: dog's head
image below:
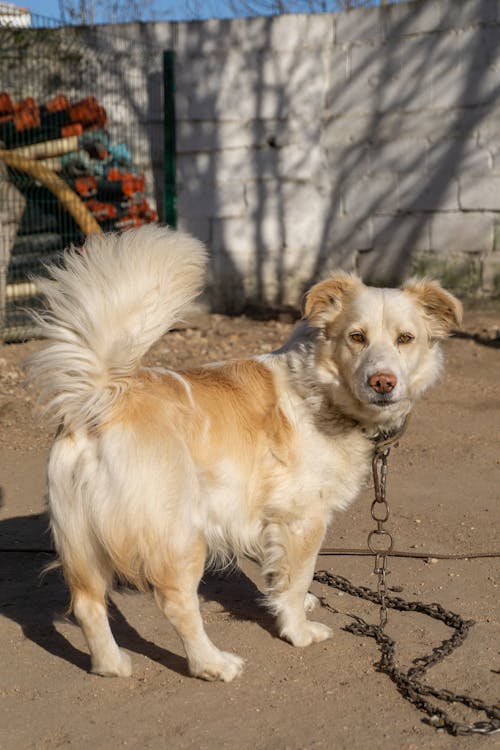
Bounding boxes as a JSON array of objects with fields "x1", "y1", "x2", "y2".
[{"x1": 302, "y1": 272, "x2": 462, "y2": 428}]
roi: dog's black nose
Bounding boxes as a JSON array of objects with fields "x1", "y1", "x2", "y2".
[{"x1": 368, "y1": 371, "x2": 397, "y2": 394}]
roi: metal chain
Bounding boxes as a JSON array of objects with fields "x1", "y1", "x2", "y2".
[
  {"x1": 313, "y1": 445, "x2": 500, "y2": 736},
  {"x1": 368, "y1": 447, "x2": 393, "y2": 628}
]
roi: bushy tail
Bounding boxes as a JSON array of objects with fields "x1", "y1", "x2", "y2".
[{"x1": 27, "y1": 225, "x2": 207, "y2": 430}]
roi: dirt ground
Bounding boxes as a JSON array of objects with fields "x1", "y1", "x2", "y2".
[{"x1": 1, "y1": 307, "x2": 499, "y2": 750}]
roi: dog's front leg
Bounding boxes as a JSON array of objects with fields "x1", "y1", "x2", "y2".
[
  {"x1": 154, "y1": 535, "x2": 244, "y2": 682},
  {"x1": 262, "y1": 516, "x2": 333, "y2": 647}
]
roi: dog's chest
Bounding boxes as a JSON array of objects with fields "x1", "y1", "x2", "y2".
[{"x1": 292, "y1": 423, "x2": 372, "y2": 512}]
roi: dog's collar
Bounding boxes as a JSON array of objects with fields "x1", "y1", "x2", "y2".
[{"x1": 362, "y1": 414, "x2": 411, "y2": 453}]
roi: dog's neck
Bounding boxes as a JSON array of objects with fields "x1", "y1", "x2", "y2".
[{"x1": 362, "y1": 416, "x2": 410, "y2": 451}]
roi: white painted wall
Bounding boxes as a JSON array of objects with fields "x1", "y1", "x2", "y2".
[{"x1": 70, "y1": 0, "x2": 500, "y2": 306}]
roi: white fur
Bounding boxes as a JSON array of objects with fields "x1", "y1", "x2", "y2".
[
  {"x1": 27, "y1": 227, "x2": 460, "y2": 682},
  {"x1": 29, "y1": 225, "x2": 206, "y2": 430}
]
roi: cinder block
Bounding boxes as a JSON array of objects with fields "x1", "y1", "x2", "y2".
[
  {"x1": 427, "y1": 138, "x2": 491, "y2": 175},
  {"x1": 335, "y1": 5, "x2": 384, "y2": 44},
  {"x1": 381, "y1": 72, "x2": 433, "y2": 114},
  {"x1": 343, "y1": 174, "x2": 398, "y2": 216},
  {"x1": 177, "y1": 181, "x2": 245, "y2": 219},
  {"x1": 120, "y1": 20, "x2": 175, "y2": 48},
  {"x1": 178, "y1": 142, "x2": 325, "y2": 186},
  {"x1": 325, "y1": 215, "x2": 373, "y2": 252},
  {"x1": 477, "y1": 105, "x2": 500, "y2": 148},
  {"x1": 109, "y1": 20, "x2": 173, "y2": 47},
  {"x1": 177, "y1": 216, "x2": 212, "y2": 245},
  {"x1": 151, "y1": 20, "x2": 176, "y2": 47},
  {"x1": 482, "y1": 252, "x2": 500, "y2": 293},
  {"x1": 409, "y1": 251, "x2": 482, "y2": 295},
  {"x1": 180, "y1": 45, "x2": 327, "y2": 121},
  {"x1": 363, "y1": 109, "x2": 479, "y2": 144},
  {"x1": 325, "y1": 45, "x2": 383, "y2": 117},
  {"x1": 269, "y1": 13, "x2": 334, "y2": 51},
  {"x1": 430, "y1": 212, "x2": 494, "y2": 252},
  {"x1": 177, "y1": 121, "x2": 219, "y2": 153},
  {"x1": 243, "y1": 181, "x2": 330, "y2": 251},
  {"x1": 212, "y1": 214, "x2": 285, "y2": 258},
  {"x1": 382, "y1": 0, "x2": 445, "y2": 38},
  {"x1": 325, "y1": 143, "x2": 369, "y2": 179},
  {"x1": 372, "y1": 214, "x2": 431, "y2": 254},
  {"x1": 176, "y1": 14, "x2": 332, "y2": 56},
  {"x1": 431, "y1": 30, "x2": 497, "y2": 109},
  {"x1": 492, "y1": 151, "x2": 500, "y2": 173},
  {"x1": 176, "y1": 17, "x2": 240, "y2": 56},
  {"x1": 328, "y1": 37, "x2": 434, "y2": 116},
  {"x1": 335, "y1": 0, "x2": 494, "y2": 46},
  {"x1": 360, "y1": 214, "x2": 431, "y2": 285},
  {"x1": 398, "y1": 171, "x2": 459, "y2": 212},
  {"x1": 322, "y1": 112, "x2": 373, "y2": 146},
  {"x1": 368, "y1": 138, "x2": 429, "y2": 174},
  {"x1": 177, "y1": 149, "x2": 259, "y2": 186},
  {"x1": 141, "y1": 122, "x2": 164, "y2": 162},
  {"x1": 175, "y1": 92, "x2": 190, "y2": 120},
  {"x1": 260, "y1": 49, "x2": 328, "y2": 116},
  {"x1": 176, "y1": 119, "x2": 298, "y2": 154},
  {"x1": 384, "y1": 0, "x2": 497, "y2": 38},
  {"x1": 178, "y1": 51, "x2": 260, "y2": 120},
  {"x1": 383, "y1": 33, "x2": 434, "y2": 76},
  {"x1": 459, "y1": 175, "x2": 500, "y2": 210},
  {"x1": 277, "y1": 143, "x2": 325, "y2": 182},
  {"x1": 177, "y1": 152, "x2": 213, "y2": 185}
]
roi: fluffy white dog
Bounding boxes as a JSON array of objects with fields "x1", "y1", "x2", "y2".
[{"x1": 28, "y1": 225, "x2": 462, "y2": 682}]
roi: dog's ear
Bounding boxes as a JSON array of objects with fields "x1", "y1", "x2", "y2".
[
  {"x1": 303, "y1": 272, "x2": 361, "y2": 327},
  {"x1": 404, "y1": 278, "x2": 463, "y2": 338}
]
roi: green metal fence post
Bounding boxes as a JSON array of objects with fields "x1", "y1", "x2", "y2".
[{"x1": 163, "y1": 49, "x2": 177, "y2": 229}]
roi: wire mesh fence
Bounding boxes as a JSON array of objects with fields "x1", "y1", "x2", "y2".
[{"x1": 0, "y1": 15, "x2": 167, "y2": 341}]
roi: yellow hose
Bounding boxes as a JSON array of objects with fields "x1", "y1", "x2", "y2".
[{"x1": 0, "y1": 148, "x2": 102, "y2": 236}]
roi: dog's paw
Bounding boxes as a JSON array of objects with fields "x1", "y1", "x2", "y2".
[
  {"x1": 281, "y1": 620, "x2": 333, "y2": 648},
  {"x1": 190, "y1": 650, "x2": 244, "y2": 682},
  {"x1": 304, "y1": 592, "x2": 319, "y2": 613},
  {"x1": 91, "y1": 648, "x2": 132, "y2": 678}
]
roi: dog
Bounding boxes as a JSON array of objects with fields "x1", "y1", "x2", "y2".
[{"x1": 27, "y1": 224, "x2": 462, "y2": 682}]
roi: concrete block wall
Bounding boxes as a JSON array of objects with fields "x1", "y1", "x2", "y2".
[{"x1": 116, "y1": 0, "x2": 500, "y2": 307}]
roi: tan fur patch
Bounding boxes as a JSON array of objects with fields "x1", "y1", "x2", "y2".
[
  {"x1": 303, "y1": 272, "x2": 361, "y2": 328},
  {"x1": 183, "y1": 360, "x2": 292, "y2": 463},
  {"x1": 404, "y1": 278, "x2": 463, "y2": 338},
  {"x1": 107, "y1": 359, "x2": 293, "y2": 492}
]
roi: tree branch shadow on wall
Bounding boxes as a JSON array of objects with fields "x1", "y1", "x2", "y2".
[
  {"x1": 175, "y1": 0, "x2": 499, "y2": 312},
  {"x1": 307, "y1": 0, "x2": 500, "y2": 293}
]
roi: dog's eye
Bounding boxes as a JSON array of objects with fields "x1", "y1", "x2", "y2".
[
  {"x1": 397, "y1": 332, "x2": 415, "y2": 345},
  {"x1": 349, "y1": 331, "x2": 366, "y2": 344}
]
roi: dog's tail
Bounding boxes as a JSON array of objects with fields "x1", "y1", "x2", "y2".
[{"x1": 27, "y1": 225, "x2": 207, "y2": 430}]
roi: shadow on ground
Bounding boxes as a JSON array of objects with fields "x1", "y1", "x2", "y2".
[{"x1": 0, "y1": 512, "x2": 274, "y2": 677}]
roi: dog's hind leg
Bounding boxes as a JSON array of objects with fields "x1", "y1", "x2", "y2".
[
  {"x1": 263, "y1": 517, "x2": 333, "y2": 648},
  {"x1": 70, "y1": 571, "x2": 132, "y2": 678},
  {"x1": 48, "y1": 438, "x2": 132, "y2": 677},
  {"x1": 154, "y1": 536, "x2": 244, "y2": 682}
]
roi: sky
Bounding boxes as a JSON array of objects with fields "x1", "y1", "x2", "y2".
[
  {"x1": 18, "y1": 1, "x2": 386, "y2": 26},
  {"x1": 17, "y1": 0, "x2": 238, "y2": 24},
  {"x1": 21, "y1": 0, "x2": 289, "y2": 24},
  {"x1": 17, "y1": 0, "x2": 65, "y2": 21}
]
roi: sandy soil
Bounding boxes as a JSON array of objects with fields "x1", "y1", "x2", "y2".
[{"x1": 1, "y1": 308, "x2": 499, "y2": 750}]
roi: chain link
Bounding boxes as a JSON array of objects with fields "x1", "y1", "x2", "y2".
[
  {"x1": 368, "y1": 447, "x2": 393, "y2": 628},
  {"x1": 313, "y1": 443, "x2": 500, "y2": 736}
]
